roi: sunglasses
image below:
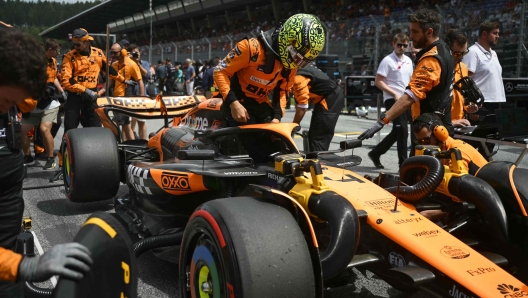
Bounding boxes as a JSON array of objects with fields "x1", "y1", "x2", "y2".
[
  {"x1": 415, "y1": 134, "x2": 433, "y2": 145},
  {"x1": 397, "y1": 43, "x2": 409, "y2": 48},
  {"x1": 111, "y1": 51, "x2": 120, "y2": 55},
  {"x1": 73, "y1": 43, "x2": 83, "y2": 47},
  {"x1": 452, "y1": 49, "x2": 469, "y2": 57}
]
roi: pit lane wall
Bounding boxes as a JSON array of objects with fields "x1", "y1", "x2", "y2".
[{"x1": 345, "y1": 76, "x2": 528, "y2": 113}]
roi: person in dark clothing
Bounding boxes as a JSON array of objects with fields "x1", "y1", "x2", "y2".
[
  {"x1": 202, "y1": 58, "x2": 219, "y2": 99},
  {"x1": 155, "y1": 60, "x2": 167, "y2": 95},
  {"x1": 0, "y1": 25, "x2": 92, "y2": 297},
  {"x1": 291, "y1": 65, "x2": 344, "y2": 152},
  {"x1": 165, "y1": 58, "x2": 175, "y2": 95}
]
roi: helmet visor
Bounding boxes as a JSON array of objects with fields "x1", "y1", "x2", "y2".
[{"x1": 287, "y1": 45, "x2": 312, "y2": 68}]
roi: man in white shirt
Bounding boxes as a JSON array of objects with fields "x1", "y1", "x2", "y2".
[
  {"x1": 463, "y1": 21, "x2": 506, "y2": 112},
  {"x1": 368, "y1": 33, "x2": 414, "y2": 169},
  {"x1": 462, "y1": 21, "x2": 505, "y2": 158}
]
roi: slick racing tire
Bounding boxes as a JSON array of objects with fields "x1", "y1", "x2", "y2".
[
  {"x1": 180, "y1": 197, "x2": 316, "y2": 298},
  {"x1": 62, "y1": 127, "x2": 120, "y2": 202}
]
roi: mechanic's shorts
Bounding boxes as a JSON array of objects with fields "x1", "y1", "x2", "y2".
[
  {"x1": 21, "y1": 107, "x2": 59, "y2": 125},
  {"x1": 131, "y1": 117, "x2": 145, "y2": 123},
  {"x1": 113, "y1": 112, "x2": 130, "y2": 126}
]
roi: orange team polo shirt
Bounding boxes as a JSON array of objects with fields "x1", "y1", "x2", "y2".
[{"x1": 111, "y1": 57, "x2": 142, "y2": 97}]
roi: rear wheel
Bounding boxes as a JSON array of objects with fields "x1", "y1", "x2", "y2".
[
  {"x1": 62, "y1": 127, "x2": 120, "y2": 202},
  {"x1": 179, "y1": 197, "x2": 316, "y2": 298}
]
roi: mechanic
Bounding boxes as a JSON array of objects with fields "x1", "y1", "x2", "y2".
[
  {"x1": 20, "y1": 38, "x2": 66, "y2": 170},
  {"x1": 109, "y1": 42, "x2": 144, "y2": 141},
  {"x1": 359, "y1": 9, "x2": 455, "y2": 158},
  {"x1": 0, "y1": 25, "x2": 92, "y2": 297},
  {"x1": 413, "y1": 113, "x2": 488, "y2": 175},
  {"x1": 214, "y1": 13, "x2": 325, "y2": 127},
  {"x1": 367, "y1": 33, "x2": 413, "y2": 169},
  {"x1": 445, "y1": 30, "x2": 479, "y2": 128},
  {"x1": 61, "y1": 28, "x2": 109, "y2": 133},
  {"x1": 291, "y1": 64, "x2": 344, "y2": 152}
]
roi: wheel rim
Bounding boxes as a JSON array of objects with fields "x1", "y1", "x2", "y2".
[{"x1": 190, "y1": 236, "x2": 223, "y2": 298}]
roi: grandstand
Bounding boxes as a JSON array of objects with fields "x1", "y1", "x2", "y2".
[{"x1": 40, "y1": 0, "x2": 528, "y2": 78}]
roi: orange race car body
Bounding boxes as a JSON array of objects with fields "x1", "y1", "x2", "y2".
[{"x1": 61, "y1": 96, "x2": 528, "y2": 297}]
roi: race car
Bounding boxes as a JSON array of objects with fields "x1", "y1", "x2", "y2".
[{"x1": 60, "y1": 95, "x2": 528, "y2": 297}]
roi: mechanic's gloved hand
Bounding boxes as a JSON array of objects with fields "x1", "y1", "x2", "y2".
[
  {"x1": 84, "y1": 89, "x2": 98, "y2": 102},
  {"x1": 124, "y1": 80, "x2": 138, "y2": 86},
  {"x1": 62, "y1": 92, "x2": 68, "y2": 101},
  {"x1": 18, "y1": 242, "x2": 93, "y2": 282},
  {"x1": 358, "y1": 119, "x2": 385, "y2": 140}
]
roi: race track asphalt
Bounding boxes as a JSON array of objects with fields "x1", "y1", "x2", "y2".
[{"x1": 22, "y1": 107, "x2": 528, "y2": 297}]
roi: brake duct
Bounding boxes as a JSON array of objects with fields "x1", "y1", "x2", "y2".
[{"x1": 280, "y1": 156, "x2": 360, "y2": 280}]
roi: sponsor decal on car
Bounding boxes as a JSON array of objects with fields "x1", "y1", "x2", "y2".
[
  {"x1": 412, "y1": 230, "x2": 440, "y2": 238},
  {"x1": 497, "y1": 284, "x2": 528, "y2": 297},
  {"x1": 394, "y1": 217, "x2": 423, "y2": 224},
  {"x1": 161, "y1": 172, "x2": 191, "y2": 191},
  {"x1": 466, "y1": 267, "x2": 495, "y2": 277},
  {"x1": 206, "y1": 99, "x2": 222, "y2": 108},
  {"x1": 365, "y1": 199, "x2": 401, "y2": 210},
  {"x1": 449, "y1": 284, "x2": 475, "y2": 298},
  {"x1": 180, "y1": 115, "x2": 209, "y2": 131},
  {"x1": 388, "y1": 252, "x2": 405, "y2": 268},
  {"x1": 267, "y1": 173, "x2": 280, "y2": 181},
  {"x1": 223, "y1": 172, "x2": 258, "y2": 175},
  {"x1": 440, "y1": 246, "x2": 470, "y2": 259}
]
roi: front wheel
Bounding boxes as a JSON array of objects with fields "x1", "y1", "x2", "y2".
[{"x1": 179, "y1": 197, "x2": 316, "y2": 298}]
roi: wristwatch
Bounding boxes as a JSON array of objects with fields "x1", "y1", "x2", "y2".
[{"x1": 380, "y1": 113, "x2": 390, "y2": 125}]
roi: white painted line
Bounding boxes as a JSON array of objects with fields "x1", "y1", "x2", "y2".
[{"x1": 31, "y1": 231, "x2": 57, "y2": 287}]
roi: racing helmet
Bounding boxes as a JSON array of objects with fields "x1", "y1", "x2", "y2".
[{"x1": 277, "y1": 14, "x2": 325, "y2": 69}]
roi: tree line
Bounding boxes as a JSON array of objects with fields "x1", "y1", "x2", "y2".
[{"x1": 0, "y1": 0, "x2": 99, "y2": 39}]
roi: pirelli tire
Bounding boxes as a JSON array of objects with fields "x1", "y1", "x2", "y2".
[
  {"x1": 180, "y1": 197, "x2": 316, "y2": 298},
  {"x1": 62, "y1": 127, "x2": 120, "y2": 202}
]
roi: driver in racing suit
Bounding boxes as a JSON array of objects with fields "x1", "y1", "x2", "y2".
[
  {"x1": 214, "y1": 14, "x2": 325, "y2": 126},
  {"x1": 213, "y1": 14, "x2": 325, "y2": 162}
]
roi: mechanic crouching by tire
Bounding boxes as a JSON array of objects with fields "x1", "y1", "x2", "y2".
[
  {"x1": 213, "y1": 13, "x2": 325, "y2": 162},
  {"x1": 291, "y1": 64, "x2": 344, "y2": 152},
  {"x1": 60, "y1": 28, "x2": 110, "y2": 133},
  {"x1": 0, "y1": 25, "x2": 93, "y2": 297}
]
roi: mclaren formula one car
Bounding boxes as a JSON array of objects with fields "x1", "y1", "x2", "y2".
[{"x1": 60, "y1": 95, "x2": 528, "y2": 297}]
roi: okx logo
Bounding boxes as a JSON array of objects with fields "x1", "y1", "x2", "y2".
[{"x1": 497, "y1": 284, "x2": 528, "y2": 297}]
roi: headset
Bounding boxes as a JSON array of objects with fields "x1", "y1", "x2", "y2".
[
  {"x1": 115, "y1": 42, "x2": 127, "y2": 57},
  {"x1": 415, "y1": 113, "x2": 449, "y2": 142}
]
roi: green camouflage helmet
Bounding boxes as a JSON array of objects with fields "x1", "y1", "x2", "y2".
[{"x1": 277, "y1": 14, "x2": 325, "y2": 69}]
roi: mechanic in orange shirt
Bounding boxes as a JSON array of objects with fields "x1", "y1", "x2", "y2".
[
  {"x1": 109, "y1": 42, "x2": 144, "y2": 141},
  {"x1": 291, "y1": 65, "x2": 344, "y2": 152},
  {"x1": 444, "y1": 30, "x2": 479, "y2": 128},
  {"x1": 61, "y1": 28, "x2": 112, "y2": 133},
  {"x1": 413, "y1": 113, "x2": 488, "y2": 174},
  {"x1": 0, "y1": 25, "x2": 92, "y2": 297},
  {"x1": 213, "y1": 14, "x2": 325, "y2": 126},
  {"x1": 359, "y1": 9, "x2": 455, "y2": 155}
]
